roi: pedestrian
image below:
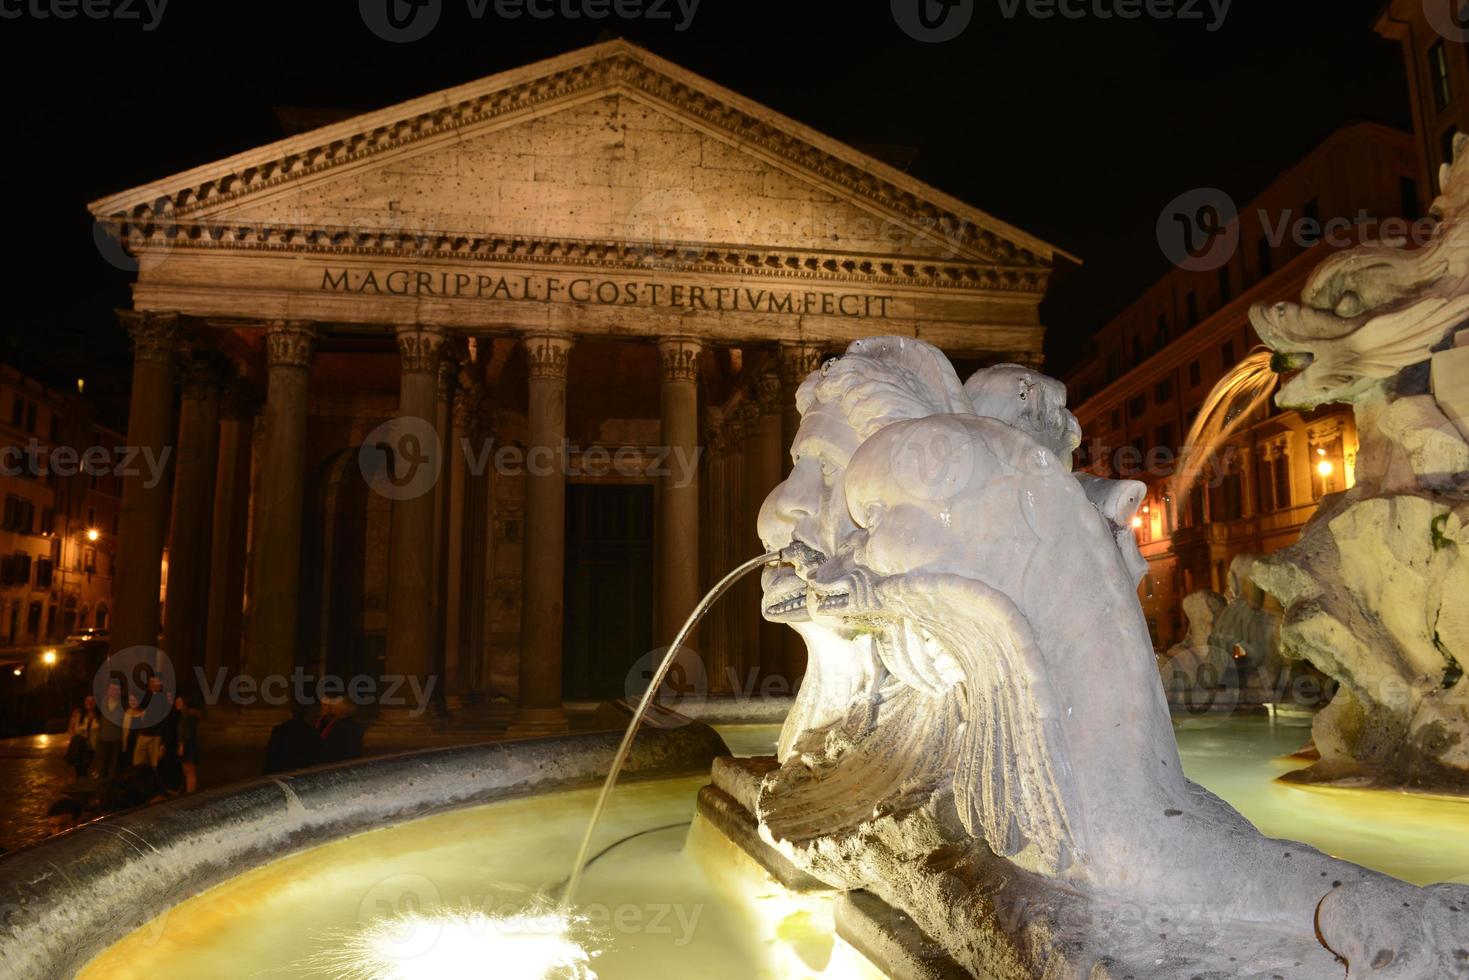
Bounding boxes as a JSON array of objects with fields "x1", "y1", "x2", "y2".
[
  {"x1": 173, "y1": 694, "x2": 200, "y2": 793},
  {"x1": 46, "y1": 798, "x2": 82, "y2": 836},
  {"x1": 263, "y1": 704, "x2": 317, "y2": 775},
  {"x1": 313, "y1": 697, "x2": 364, "y2": 765},
  {"x1": 65, "y1": 695, "x2": 101, "y2": 779},
  {"x1": 93, "y1": 679, "x2": 125, "y2": 780},
  {"x1": 124, "y1": 692, "x2": 161, "y2": 768}
]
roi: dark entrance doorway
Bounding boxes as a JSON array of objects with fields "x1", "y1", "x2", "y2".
[{"x1": 562, "y1": 483, "x2": 655, "y2": 700}]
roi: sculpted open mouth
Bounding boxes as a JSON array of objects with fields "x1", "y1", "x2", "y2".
[{"x1": 763, "y1": 540, "x2": 850, "y2": 620}]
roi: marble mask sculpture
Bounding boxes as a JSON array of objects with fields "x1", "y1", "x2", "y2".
[{"x1": 753, "y1": 336, "x2": 1469, "y2": 978}]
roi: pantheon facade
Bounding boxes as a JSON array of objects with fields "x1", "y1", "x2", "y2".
[{"x1": 90, "y1": 41, "x2": 1068, "y2": 731}]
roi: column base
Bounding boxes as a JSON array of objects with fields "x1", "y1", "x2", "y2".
[
  {"x1": 372, "y1": 706, "x2": 439, "y2": 734},
  {"x1": 507, "y1": 705, "x2": 569, "y2": 737}
]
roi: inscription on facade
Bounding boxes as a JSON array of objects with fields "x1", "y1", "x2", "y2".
[{"x1": 319, "y1": 267, "x2": 893, "y2": 317}]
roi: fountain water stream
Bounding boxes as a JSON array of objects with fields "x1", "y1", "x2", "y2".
[
  {"x1": 1170, "y1": 348, "x2": 1276, "y2": 504},
  {"x1": 558, "y1": 549, "x2": 779, "y2": 911}
]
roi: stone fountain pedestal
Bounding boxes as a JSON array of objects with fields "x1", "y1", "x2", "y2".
[{"x1": 698, "y1": 756, "x2": 1356, "y2": 980}]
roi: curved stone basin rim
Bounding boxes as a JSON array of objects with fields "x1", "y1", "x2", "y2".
[{"x1": 0, "y1": 723, "x2": 729, "y2": 980}]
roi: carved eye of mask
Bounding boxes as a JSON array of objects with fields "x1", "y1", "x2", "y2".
[{"x1": 1333, "y1": 291, "x2": 1364, "y2": 319}]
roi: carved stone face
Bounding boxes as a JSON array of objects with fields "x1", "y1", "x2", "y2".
[
  {"x1": 757, "y1": 397, "x2": 861, "y2": 623},
  {"x1": 965, "y1": 364, "x2": 1082, "y2": 466}
]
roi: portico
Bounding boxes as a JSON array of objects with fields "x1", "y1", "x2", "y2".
[{"x1": 89, "y1": 40, "x2": 1067, "y2": 725}]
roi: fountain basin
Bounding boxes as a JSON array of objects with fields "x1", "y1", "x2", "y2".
[{"x1": 0, "y1": 721, "x2": 727, "y2": 980}]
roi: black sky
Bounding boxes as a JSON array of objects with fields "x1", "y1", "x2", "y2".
[{"x1": 0, "y1": 0, "x2": 1408, "y2": 426}]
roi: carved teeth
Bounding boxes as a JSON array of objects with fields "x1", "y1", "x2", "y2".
[
  {"x1": 817, "y1": 593, "x2": 850, "y2": 611},
  {"x1": 766, "y1": 590, "x2": 808, "y2": 615}
]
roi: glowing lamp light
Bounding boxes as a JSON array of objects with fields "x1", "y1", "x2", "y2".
[
  {"x1": 1317, "y1": 460, "x2": 1334, "y2": 477},
  {"x1": 86, "y1": 528, "x2": 100, "y2": 542},
  {"x1": 11, "y1": 667, "x2": 20, "y2": 677},
  {"x1": 42, "y1": 650, "x2": 57, "y2": 665},
  {"x1": 1131, "y1": 515, "x2": 1144, "y2": 529}
]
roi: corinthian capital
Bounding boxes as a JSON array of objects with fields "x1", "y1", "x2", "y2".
[
  {"x1": 658, "y1": 336, "x2": 702, "y2": 384},
  {"x1": 395, "y1": 324, "x2": 446, "y2": 375},
  {"x1": 779, "y1": 341, "x2": 825, "y2": 387},
  {"x1": 117, "y1": 310, "x2": 180, "y2": 364},
  {"x1": 524, "y1": 333, "x2": 574, "y2": 382},
  {"x1": 264, "y1": 321, "x2": 318, "y2": 369},
  {"x1": 756, "y1": 369, "x2": 782, "y2": 416}
]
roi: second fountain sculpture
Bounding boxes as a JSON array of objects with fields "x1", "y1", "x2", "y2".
[{"x1": 701, "y1": 335, "x2": 1469, "y2": 978}]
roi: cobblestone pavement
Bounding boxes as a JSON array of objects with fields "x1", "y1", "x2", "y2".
[
  {"x1": 0, "y1": 734, "x2": 73, "y2": 852},
  {"x1": 0, "y1": 734, "x2": 265, "y2": 853}
]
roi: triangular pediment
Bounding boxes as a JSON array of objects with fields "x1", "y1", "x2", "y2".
[{"x1": 90, "y1": 40, "x2": 1070, "y2": 280}]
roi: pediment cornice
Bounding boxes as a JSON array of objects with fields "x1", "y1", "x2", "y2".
[{"x1": 89, "y1": 40, "x2": 1071, "y2": 275}]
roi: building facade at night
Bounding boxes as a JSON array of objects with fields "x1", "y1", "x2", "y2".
[
  {"x1": 0, "y1": 365, "x2": 121, "y2": 654},
  {"x1": 89, "y1": 41, "x2": 1067, "y2": 730},
  {"x1": 1065, "y1": 123, "x2": 1420, "y2": 653},
  {"x1": 1375, "y1": 0, "x2": 1469, "y2": 203}
]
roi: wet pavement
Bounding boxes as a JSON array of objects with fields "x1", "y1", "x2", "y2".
[{"x1": 0, "y1": 733, "x2": 266, "y2": 853}]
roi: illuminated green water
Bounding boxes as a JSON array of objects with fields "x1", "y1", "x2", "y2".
[{"x1": 78, "y1": 717, "x2": 1469, "y2": 979}]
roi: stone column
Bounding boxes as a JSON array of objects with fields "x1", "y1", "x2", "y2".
[
  {"x1": 110, "y1": 311, "x2": 179, "y2": 658},
  {"x1": 778, "y1": 343, "x2": 825, "y2": 478},
  {"x1": 429, "y1": 347, "x2": 458, "y2": 712},
  {"x1": 383, "y1": 325, "x2": 446, "y2": 720},
  {"x1": 244, "y1": 321, "x2": 316, "y2": 685},
  {"x1": 204, "y1": 383, "x2": 256, "y2": 682},
  {"x1": 443, "y1": 377, "x2": 480, "y2": 705},
  {"x1": 162, "y1": 352, "x2": 225, "y2": 690},
  {"x1": 513, "y1": 332, "x2": 574, "y2": 734},
  {"x1": 656, "y1": 336, "x2": 703, "y2": 649}
]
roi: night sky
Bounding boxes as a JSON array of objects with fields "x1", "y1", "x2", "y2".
[{"x1": 2, "y1": 0, "x2": 1406, "y2": 427}]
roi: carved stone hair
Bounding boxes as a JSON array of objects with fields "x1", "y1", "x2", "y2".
[{"x1": 795, "y1": 336, "x2": 972, "y2": 439}]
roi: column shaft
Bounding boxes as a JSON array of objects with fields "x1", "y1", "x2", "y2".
[
  {"x1": 656, "y1": 337, "x2": 703, "y2": 648},
  {"x1": 163, "y1": 354, "x2": 223, "y2": 688},
  {"x1": 245, "y1": 322, "x2": 315, "y2": 683},
  {"x1": 515, "y1": 333, "x2": 574, "y2": 731},
  {"x1": 753, "y1": 371, "x2": 786, "y2": 684},
  {"x1": 384, "y1": 326, "x2": 445, "y2": 712},
  {"x1": 110, "y1": 311, "x2": 179, "y2": 658},
  {"x1": 443, "y1": 378, "x2": 479, "y2": 703},
  {"x1": 204, "y1": 388, "x2": 255, "y2": 680}
]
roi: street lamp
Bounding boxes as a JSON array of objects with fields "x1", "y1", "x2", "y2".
[
  {"x1": 42, "y1": 649, "x2": 57, "y2": 666},
  {"x1": 86, "y1": 528, "x2": 99, "y2": 542}
]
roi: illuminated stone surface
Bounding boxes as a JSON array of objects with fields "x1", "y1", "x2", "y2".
[
  {"x1": 747, "y1": 336, "x2": 1469, "y2": 978},
  {"x1": 1249, "y1": 138, "x2": 1469, "y2": 792}
]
